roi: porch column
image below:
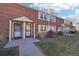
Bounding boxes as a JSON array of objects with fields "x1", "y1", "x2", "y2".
[
  {"x1": 34, "y1": 23, "x2": 35, "y2": 38},
  {"x1": 23, "y1": 22, "x2": 26, "y2": 39},
  {"x1": 9, "y1": 20, "x2": 12, "y2": 42}
]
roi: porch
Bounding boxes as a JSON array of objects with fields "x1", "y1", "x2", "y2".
[{"x1": 9, "y1": 16, "x2": 36, "y2": 41}]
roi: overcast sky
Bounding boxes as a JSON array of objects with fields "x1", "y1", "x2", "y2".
[{"x1": 21, "y1": 3, "x2": 79, "y2": 23}]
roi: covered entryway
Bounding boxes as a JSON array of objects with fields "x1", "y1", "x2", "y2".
[
  {"x1": 9, "y1": 16, "x2": 36, "y2": 41},
  {"x1": 14, "y1": 22, "x2": 22, "y2": 38}
]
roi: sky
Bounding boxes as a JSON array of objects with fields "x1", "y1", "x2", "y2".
[{"x1": 21, "y1": 3, "x2": 79, "y2": 23}]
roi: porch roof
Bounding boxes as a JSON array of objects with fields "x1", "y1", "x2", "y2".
[{"x1": 12, "y1": 16, "x2": 33, "y2": 22}]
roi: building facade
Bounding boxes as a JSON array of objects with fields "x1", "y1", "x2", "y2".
[
  {"x1": 58, "y1": 20, "x2": 75, "y2": 34},
  {"x1": 75, "y1": 22, "x2": 79, "y2": 31},
  {"x1": 0, "y1": 4, "x2": 64, "y2": 41}
]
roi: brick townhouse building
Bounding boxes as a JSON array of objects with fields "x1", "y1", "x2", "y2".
[
  {"x1": 0, "y1": 3, "x2": 64, "y2": 41},
  {"x1": 58, "y1": 19, "x2": 76, "y2": 34}
]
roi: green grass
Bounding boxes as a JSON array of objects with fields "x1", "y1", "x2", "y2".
[
  {"x1": 0, "y1": 46, "x2": 19, "y2": 56},
  {"x1": 35, "y1": 36, "x2": 79, "y2": 56},
  {"x1": 74, "y1": 32, "x2": 79, "y2": 35}
]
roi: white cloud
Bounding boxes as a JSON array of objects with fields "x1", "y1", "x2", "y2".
[
  {"x1": 61, "y1": 15, "x2": 73, "y2": 19},
  {"x1": 31, "y1": 3, "x2": 79, "y2": 13},
  {"x1": 67, "y1": 9, "x2": 79, "y2": 20},
  {"x1": 64, "y1": 12, "x2": 79, "y2": 23},
  {"x1": 75, "y1": 9, "x2": 79, "y2": 15},
  {"x1": 20, "y1": 0, "x2": 79, "y2": 3},
  {"x1": 31, "y1": 3, "x2": 79, "y2": 23}
]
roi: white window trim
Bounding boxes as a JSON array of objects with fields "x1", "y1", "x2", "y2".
[
  {"x1": 38, "y1": 25, "x2": 56, "y2": 32},
  {"x1": 38, "y1": 25, "x2": 44, "y2": 32},
  {"x1": 38, "y1": 11, "x2": 56, "y2": 22}
]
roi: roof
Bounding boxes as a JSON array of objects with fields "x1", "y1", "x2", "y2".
[
  {"x1": 17, "y1": 4, "x2": 55, "y2": 16},
  {"x1": 12, "y1": 16, "x2": 33, "y2": 22}
]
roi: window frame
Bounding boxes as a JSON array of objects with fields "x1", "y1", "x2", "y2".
[{"x1": 38, "y1": 11, "x2": 55, "y2": 22}]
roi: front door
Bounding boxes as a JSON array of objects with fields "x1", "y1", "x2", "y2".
[
  {"x1": 25, "y1": 24, "x2": 31, "y2": 37},
  {"x1": 14, "y1": 23, "x2": 22, "y2": 38}
]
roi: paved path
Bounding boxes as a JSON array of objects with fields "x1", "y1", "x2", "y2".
[
  {"x1": 4, "y1": 38, "x2": 45, "y2": 56},
  {"x1": 64, "y1": 34, "x2": 79, "y2": 37}
]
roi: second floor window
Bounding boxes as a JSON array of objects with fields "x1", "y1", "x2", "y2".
[
  {"x1": 44, "y1": 14, "x2": 47, "y2": 19},
  {"x1": 38, "y1": 11, "x2": 55, "y2": 21},
  {"x1": 38, "y1": 12, "x2": 46, "y2": 20},
  {"x1": 40, "y1": 13, "x2": 43, "y2": 19}
]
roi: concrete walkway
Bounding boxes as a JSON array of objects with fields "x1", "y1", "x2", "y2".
[
  {"x1": 64, "y1": 34, "x2": 79, "y2": 37},
  {"x1": 4, "y1": 38, "x2": 45, "y2": 56}
]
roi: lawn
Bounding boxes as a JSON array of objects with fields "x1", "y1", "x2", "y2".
[
  {"x1": 0, "y1": 46, "x2": 19, "y2": 56},
  {"x1": 74, "y1": 32, "x2": 79, "y2": 35},
  {"x1": 35, "y1": 36, "x2": 79, "y2": 56}
]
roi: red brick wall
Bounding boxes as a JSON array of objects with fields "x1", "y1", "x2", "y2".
[
  {"x1": 56, "y1": 17, "x2": 64, "y2": 31},
  {"x1": 0, "y1": 3, "x2": 38, "y2": 37},
  {"x1": 56, "y1": 17, "x2": 64, "y2": 25},
  {"x1": 0, "y1": 3, "x2": 64, "y2": 38}
]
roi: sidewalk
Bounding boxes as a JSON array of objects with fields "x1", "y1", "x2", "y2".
[{"x1": 4, "y1": 38, "x2": 45, "y2": 56}]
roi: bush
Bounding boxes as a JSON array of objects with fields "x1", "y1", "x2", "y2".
[
  {"x1": 57, "y1": 31, "x2": 63, "y2": 35},
  {"x1": 36, "y1": 32, "x2": 46, "y2": 39},
  {"x1": 69, "y1": 31, "x2": 76, "y2": 34},
  {"x1": 46, "y1": 30, "x2": 56, "y2": 38},
  {"x1": 0, "y1": 46, "x2": 19, "y2": 56}
]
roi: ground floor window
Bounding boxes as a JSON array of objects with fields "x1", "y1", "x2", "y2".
[
  {"x1": 38, "y1": 25, "x2": 56, "y2": 32},
  {"x1": 38, "y1": 25, "x2": 45, "y2": 32},
  {"x1": 44, "y1": 26, "x2": 47, "y2": 32}
]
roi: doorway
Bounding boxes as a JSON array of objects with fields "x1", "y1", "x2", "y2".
[{"x1": 14, "y1": 22, "x2": 22, "y2": 38}]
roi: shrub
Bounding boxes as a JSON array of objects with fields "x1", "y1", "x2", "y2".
[
  {"x1": 46, "y1": 30, "x2": 56, "y2": 38},
  {"x1": 69, "y1": 31, "x2": 76, "y2": 34},
  {"x1": 57, "y1": 31, "x2": 63, "y2": 35},
  {"x1": 0, "y1": 46, "x2": 19, "y2": 56},
  {"x1": 36, "y1": 32, "x2": 46, "y2": 39}
]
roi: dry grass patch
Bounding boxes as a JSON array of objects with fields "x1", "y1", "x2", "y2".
[{"x1": 35, "y1": 36, "x2": 79, "y2": 56}]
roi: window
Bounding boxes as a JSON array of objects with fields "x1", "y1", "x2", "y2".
[
  {"x1": 38, "y1": 25, "x2": 48, "y2": 32},
  {"x1": 40, "y1": 13, "x2": 43, "y2": 19},
  {"x1": 40, "y1": 26, "x2": 43, "y2": 31},
  {"x1": 38, "y1": 25, "x2": 44, "y2": 32},
  {"x1": 38, "y1": 12, "x2": 47, "y2": 20},
  {"x1": 44, "y1": 26, "x2": 47, "y2": 31},
  {"x1": 51, "y1": 26, "x2": 56, "y2": 32},
  {"x1": 38, "y1": 11, "x2": 55, "y2": 21},
  {"x1": 38, "y1": 25, "x2": 56, "y2": 32},
  {"x1": 48, "y1": 15, "x2": 53, "y2": 21},
  {"x1": 44, "y1": 14, "x2": 47, "y2": 19},
  {"x1": 38, "y1": 12, "x2": 44, "y2": 19}
]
